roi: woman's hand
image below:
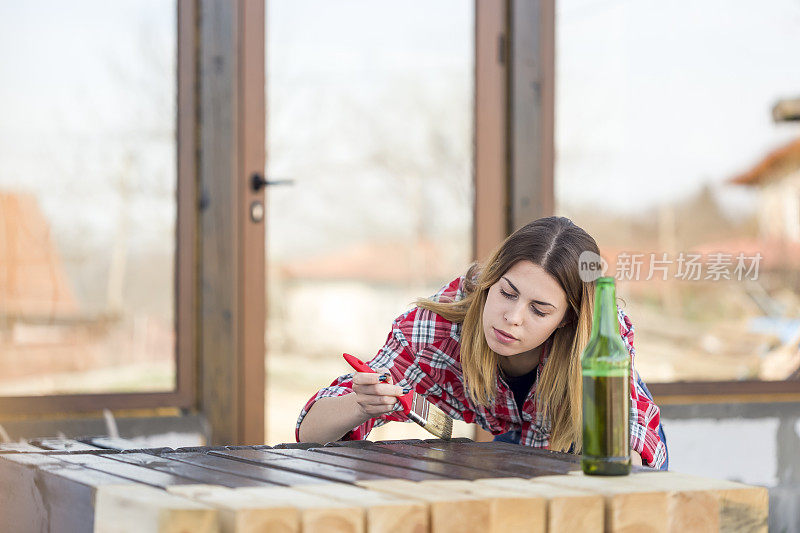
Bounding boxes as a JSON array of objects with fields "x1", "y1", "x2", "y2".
[
  {"x1": 298, "y1": 370, "x2": 407, "y2": 443},
  {"x1": 352, "y1": 370, "x2": 406, "y2": 418},
  {"x1": 631, "y1": 450, "x2": 643, "y2": 466}
]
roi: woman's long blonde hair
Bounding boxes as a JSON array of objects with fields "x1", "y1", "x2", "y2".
[{"x1": 416, "y1": 216, "x2": 598, "y2": 452}]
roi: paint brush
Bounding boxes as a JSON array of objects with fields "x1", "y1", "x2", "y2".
[{"x1": 343, "y1": 353, "x2": 453, "y2": 440}]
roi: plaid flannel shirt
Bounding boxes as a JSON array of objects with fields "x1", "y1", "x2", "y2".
[{"x1": 296, "y1": 275, "x2": 667, "y2": 469}]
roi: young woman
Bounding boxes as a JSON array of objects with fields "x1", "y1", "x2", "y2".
[{"x1": 296, "y1": 216, "x2": 668, "y2": 469}]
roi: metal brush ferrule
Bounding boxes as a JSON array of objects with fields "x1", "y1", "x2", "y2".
[{"x1": 408, "y1": 412, "x2": 426, "y2": 427}]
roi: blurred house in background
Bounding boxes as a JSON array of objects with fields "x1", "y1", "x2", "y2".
[
  {"x1": 731, "y1": 137, "x2": 800, "y2": 243},
  {"x1": 272, "y1": 238, "x2": 466, "y2": 357},
  {"x1": 0, "y1": 191, "x2": 78, "y2": 323}
]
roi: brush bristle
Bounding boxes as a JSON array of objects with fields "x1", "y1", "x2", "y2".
[{"x1": 423, "y1": 404, "x2": 453, "y2": 440}]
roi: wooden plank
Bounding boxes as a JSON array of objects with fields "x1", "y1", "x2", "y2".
[
  {"x1": 460, "y1": 440, "x2": 653, "y2": 473},
  {"x1": 465, "y1": 439, "x2": 582, "y2": 461},
  {"x1": 272, "y1": 442, "x2": 320, "y2": 450},
  {"x1": 312, "y1": 445, "x2": 495, "y2": 480},
  {"x1": 94, "y1": 484, "x2": 217, "y2": 533},
  {"x1": 211, "y1": 449, "x2": 390, "y2": 483},
  {"x1": 163, "y1": 451, "x2": 334, "y2": 486},
  {"x1": 417, "y1": 479, "x2": 546, "y2": 533},
  {"x1": 0, "y1": 442, "x2": 43, "y2": 453},
  {"x1": 371, "y1": 441, "x2": 560, "y2": 477},
  {"x1": 532, "y1": 473, "x2": 674, "y2": 533},
  {"x1": 237, "y1": 0, "x2": 267, "y2": 447},
  {"x1": 0, "y1": 452, "x2": 136, "y2": 532},
  {"x1": 476, "y1": 477, "x2": 604, "y2": 533},
  {"x1": 266, "y1": 448, "x2": 450, "y2": 482},
  {"x1": 104, "y1": 452, "x2": 271, "y2": 488},
  {"x1": 474, "y1": 0, "x2": 509, "y2": 263},
  {"x1": 54, "y1": 452, "x2": 202, "y2": 488},
  {"x1": 431, "y1": 439, "x2": 575, "y2": 459},
  {"x1": 410, "y1": 440, "x2": 582, "y2": 474},
  {"x1": 175, "y1": 0, "x2": 200, "y2": 414},
  {"x1": 165, "y1": 485, "x2": 299, "y2": 533},
  {"x1": 358, "y1": 478, "x2": 491, "y2": 533},
  {"x1": 614, "y1": 472, "x2": 719, "y2": 532},
  {"x1": 293, "y1": 483, "x2": 428, "y2": 533},
  {"x1": 198, "y1": 0, "x2": 266, "y2": 447},
  {"x1": 80, "y1": 436, "x2": 143, "y2": 450},
  {"x1": 626, "y1": 471, "x2": 768, "y2": 533},
  {"x1": 29, "y1": 437, "x2": 103, "y2": 451},
  {"x1": 172, "y1": 485, "x2": 365, "y2": 533},
  {"x1": 508, "y1": 0, "x2": 555, "y2": 228},
  {"x1": 198, "y1": 0, "x2": 240, "y2": 447}
]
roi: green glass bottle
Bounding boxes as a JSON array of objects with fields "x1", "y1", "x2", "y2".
[{"x1": 581, "y1": 276, "x2": 631, "y2": 476}]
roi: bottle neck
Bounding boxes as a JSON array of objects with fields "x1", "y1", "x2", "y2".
[{"x1": 591, "y1": 282, "x2": 618, "y2": 339}]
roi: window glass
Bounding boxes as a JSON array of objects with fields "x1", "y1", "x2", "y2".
[
  {"x1": 265, "y1": 0, "x2": 474, "y2": 443},
  {"x1": 0, "y1": 1, "x2": 177, "y2": 395},
  {"x1": 557, "y1": 0, "x2": 800, "y2": 384}
]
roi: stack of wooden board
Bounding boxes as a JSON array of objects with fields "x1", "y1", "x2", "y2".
[{"x1": 0, "y1": 437, "x2": 767, "y2": 532}]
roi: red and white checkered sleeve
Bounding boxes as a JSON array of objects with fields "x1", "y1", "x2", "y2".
[
  {"x1": 295, "y1": 277, "x2": 465, "y2": 442},
  {"x1": 295, "y1": 310, "x2": 421, "y2": 442},
  {"x1": 618, "y1": 309, "x2": 667, "y2": 469}
]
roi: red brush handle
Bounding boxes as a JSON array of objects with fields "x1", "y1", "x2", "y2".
[
  {"x1": 342, "y1": 353, "x2": 413, "y2": 413},
  {"x1": 342, "y1": 352, "x2": 372, "y2": 373}
]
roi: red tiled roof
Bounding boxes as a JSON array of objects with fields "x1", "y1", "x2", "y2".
[
  {"x1": 730, "y1": 138, "x2": 800, "y2": 186},
  {"x1": 0, "y1": 192, "x2": 78, "y2": 318}
]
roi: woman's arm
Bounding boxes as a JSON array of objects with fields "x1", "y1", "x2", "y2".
[
  {"x1": 297, "y1": 393, "x2": 369, "y2": 443},
  {"x1": 298, "y1": 371, "x2": 405, "y2": 443},
  {"x1": 297, "y1": 275, "x2": 468, "y2": 443}
]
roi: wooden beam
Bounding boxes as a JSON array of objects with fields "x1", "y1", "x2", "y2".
[
  {"x1": 167, "y1": 485, "x2": 300, "y2": 533},
  {"x1": 176, "y1": 0, "x2": 200, "y2": 413},
  {"x1": 295, "y1": 483, "x2": 429, "y2": 533},
  {"x1": 476, "y1": 477, "x2": 604, "y2": 532},
  {"x1": 472, "y1": 0, "x2": 556, "y2": 442},
  {"x1": 358, "y1": 479, "x2": 492, "y2": 533},
  {"x1": 237, "y1": 0, "x2": 266, "y2": 446},
  {"x1": 419, "y1": 479, "x2": 547, "y2": 533},
  {"x1": 474, "y1": 0, "x2": 509, "y2": 264},
  {"x1": 198, "y1": 0, "x2": 266, "y2": 445},
  {"x1": 95, "y1": 484, "x2": 217, "y2": 533},
  {"x1": 509, "y1": 0, "x2": 555, "y2": 229},
  {"x1": 227, "y1": 486, "x2": 365, "y2": 533}
]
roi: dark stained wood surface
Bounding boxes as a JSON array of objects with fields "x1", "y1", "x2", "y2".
[
  {"x1": 211, "y1": 448, "x2": 392, "y2": 484},
  {"x1": 105, "y1": 452, "x2": 270, "y2": 488},
  {"x1": 162, "y1": 450, "x2": 334, "y2": 486},
  {"x1": 265, "y1": 448, "x2": 451, "y2": 482},
  {"x1": 54, "y1": 452, "x2": 201, "y2": 488},
  {"x1": 367, "y1": 441, "x2": 564, "y2": 477},
  {"x1": 311, "y1": 445, "x2": 496, "y2": 480}
]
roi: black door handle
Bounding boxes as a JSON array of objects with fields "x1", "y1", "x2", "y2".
[{"x1": 250, "y1": 173, "x2": 294, "y2": 192}]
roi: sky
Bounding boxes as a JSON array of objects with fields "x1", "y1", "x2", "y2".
[
  {"x1": 556, "y1": 0, "x2": 800, "y2": 214},
  {"x1": 1, "y1": 0, "x2": 800, "y2": 257}
]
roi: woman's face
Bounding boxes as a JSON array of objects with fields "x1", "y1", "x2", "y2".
[{"x1": 482, "y1": 260, "x2": 569, "y2": 358}]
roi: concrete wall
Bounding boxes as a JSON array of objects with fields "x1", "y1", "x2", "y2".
[{"x1": 661, "y1": 401, "x2": 800, "y2": 532}]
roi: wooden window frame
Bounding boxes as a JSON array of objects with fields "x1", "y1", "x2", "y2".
[
  {"x1": 0, "y1": 1, "x2": 268, "y2": 441},
  {"x1": 474, "y1": 0, "x2": 800, "y2": 408}
]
